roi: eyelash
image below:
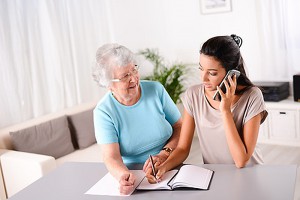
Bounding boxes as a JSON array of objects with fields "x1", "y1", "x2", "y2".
[
  {"x1": 121, "y1": 73, "x2": 130, "y2": 80},
  {"x1": 198, "y1": 67, "x2": 217, "y2": 76}
]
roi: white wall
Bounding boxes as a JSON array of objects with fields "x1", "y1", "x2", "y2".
[{"x1": 105, "y1": 0, "x2": 263, "y2": 81}]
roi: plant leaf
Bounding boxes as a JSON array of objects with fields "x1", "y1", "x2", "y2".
[{"x1": 139, "y1": 49, "x2": 187, "y2": 104}]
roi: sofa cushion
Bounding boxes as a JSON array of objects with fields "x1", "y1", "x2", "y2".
[
  {"x1": 67, "y1": 109, "x2": 96, "y2": 149},
  {"x1": 56, "y1": 143, "x2": 102, "y2": 166},
  {"x1": 10, "y1": 116, "x2": 75, "y2": 159}
]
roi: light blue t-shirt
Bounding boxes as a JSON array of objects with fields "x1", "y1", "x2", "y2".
[{"x1": 93, "y1": 80, "x2": 181, "y2": 164}]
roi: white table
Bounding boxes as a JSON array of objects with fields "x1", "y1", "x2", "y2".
[{"x1": 8, "y1": 162, "x2": 297, "y2": 200}]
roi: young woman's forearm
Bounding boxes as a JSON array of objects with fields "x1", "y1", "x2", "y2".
[
  {"x1": 160, "y1": 109, "x2": 195, "y2": 172},
  {"x1": 160, "y1": 146, "x2": 190, "y2": 171},
  {"x1": 221, "y1": 112, "x2": 250, "y2": 168}
]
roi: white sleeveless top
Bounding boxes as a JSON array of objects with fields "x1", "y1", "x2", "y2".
[{"x1": 182, "y1": 84, "x2": 268, "y2": 165}]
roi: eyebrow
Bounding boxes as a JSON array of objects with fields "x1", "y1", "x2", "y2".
[
  {"x1": 117, "y1": 67, "x2": 135, "y2": 77},
  {"x1": 198, "y1": 62, "x2": 218, "y2": 71}
]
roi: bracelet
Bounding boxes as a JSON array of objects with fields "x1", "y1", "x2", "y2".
[{"x1": 162, "y1": 147, "x2": 173, "y2": 155}]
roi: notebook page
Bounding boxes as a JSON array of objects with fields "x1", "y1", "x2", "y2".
[
  {"x1": 172, "y1": 165, "x2": 213, "y2": 189},
  {"x1": 85, "y1": 170, "x2": 145, "y2": 196},
  {"x1": 137, "y1": 170, "x2": 178, "y2": 190}
]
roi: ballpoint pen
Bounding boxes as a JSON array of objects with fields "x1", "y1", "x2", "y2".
[{"x1": 149, "y1": 155, "x2": 158, "y2": 183}]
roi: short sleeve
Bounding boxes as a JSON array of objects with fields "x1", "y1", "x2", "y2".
[
  {"x1": 93, "y1": 107, "x2": 118, "y2": 144},
  {"x1": 244, "y1": 87, "x2": 268, "y2": 124},
  {"x1": 159, "y1": 83, "x2": 181, "y2": 125},
  {"x1": 181, "y1": 86, "x2": 197, "y2": 117}
]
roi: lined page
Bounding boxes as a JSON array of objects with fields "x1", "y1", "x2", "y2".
[{"x1": 137, "y1": 170, "x2": 178, "y2": 190}]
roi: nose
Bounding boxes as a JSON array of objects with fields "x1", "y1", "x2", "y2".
[
  {"x1": 200, "y1": 71, "x2": 208, "y2": 82},
  {"x1": 129, "y1": 75, "x2": 134, "y2": 82},
  {"x1": 129, "y1": 72, "x2": 139, "y2": 82}
]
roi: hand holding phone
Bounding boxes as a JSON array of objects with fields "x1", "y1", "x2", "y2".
[{"x1": 213, "y1": 69, "x2": 240, "y2": 101}]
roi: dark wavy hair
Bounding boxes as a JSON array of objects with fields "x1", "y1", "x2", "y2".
[{"x1": 200, "y1": 34, "x2": 254, "y2": 94}]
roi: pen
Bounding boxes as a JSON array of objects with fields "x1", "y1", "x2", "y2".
[{"x1": 149, "y1": 155, "x2": 158, "y2": 183}]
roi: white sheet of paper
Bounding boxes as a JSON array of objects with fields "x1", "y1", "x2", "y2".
[{"x1": 85, "y1": 170, "x2": 145, "y2": 196}]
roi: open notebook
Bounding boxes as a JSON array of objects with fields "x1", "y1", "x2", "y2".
[
  {"x1": 137, "y1": 165, "x2": 214, "y2": 190},
  {"x1": 85, "y1": 165, "x2": 214, "y2": 196}
]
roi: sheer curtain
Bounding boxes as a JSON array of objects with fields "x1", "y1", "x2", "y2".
[
  {"x1": 0, "y1": 0, "x2": 111, "y2": 128},
  {"x1": 256, "y1": 0, "x2": 300, "y2": 81}
]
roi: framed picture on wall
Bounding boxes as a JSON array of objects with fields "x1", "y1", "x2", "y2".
[{"x1": 200, "y1": 0, "x2": 232, "y2": 14}]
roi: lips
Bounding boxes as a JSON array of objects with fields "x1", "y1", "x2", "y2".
[
  {"x1": 128, "y1": 83, "x2": 137, "y2": 89},
  {"x1": 203, "y1": 83, "x2": 212, "y2": 88}
]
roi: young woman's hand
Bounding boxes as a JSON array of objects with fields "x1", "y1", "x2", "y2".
[{"x1": 218, "y1": 74, "x2": 237, "y2": 113}]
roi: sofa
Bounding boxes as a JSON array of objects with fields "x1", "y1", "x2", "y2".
[{"x1": 0, "y1": 101, "x2": 103, "y2": 199}]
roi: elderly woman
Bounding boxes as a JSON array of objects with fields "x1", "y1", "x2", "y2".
[{"x1": 92, "y1": 43, "x2": 182, "y2": 195}]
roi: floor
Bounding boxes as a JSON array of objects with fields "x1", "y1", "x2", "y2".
[{"x1": 185, "y1": 136, "x2": 300, "y2": 200}]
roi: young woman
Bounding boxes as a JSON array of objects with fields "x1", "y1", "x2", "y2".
[{"x1": 147, "y1": 34, "x2": 268, "y2": 183}]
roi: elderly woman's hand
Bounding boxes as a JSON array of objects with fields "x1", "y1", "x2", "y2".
[
  {"x1": 118, "y1": 172, "x2": 136, "y2": 195},
  {"x1": 142, "y1": 151, "x2": 169, "y2": 172},
  {"x1": 145, "y1": 164, "x2": 168, "y2": 184}
]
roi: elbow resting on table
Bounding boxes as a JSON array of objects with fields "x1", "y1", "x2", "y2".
[
  {"x1": 234, "y1": 158, "x2": 249, "y2": 168},
  {"x1": 235, "y1": 162, "x2": 246, "y2": 169}
]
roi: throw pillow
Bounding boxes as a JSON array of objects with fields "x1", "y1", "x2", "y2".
[
  {"x1": 67, "y1": 109, "x2": 96, "y2": 149},
  {"x1": 10, "y1": 116, "x2": 75, "y2": 159}
]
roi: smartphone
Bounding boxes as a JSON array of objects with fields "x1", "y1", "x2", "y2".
[{"x1": 213, "y1": 69, "x2": 241, "y2": 101}]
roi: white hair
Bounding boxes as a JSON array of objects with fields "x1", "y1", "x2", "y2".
[{"x1": 92, "y1": 43, "x2": 136, "y2": 87}]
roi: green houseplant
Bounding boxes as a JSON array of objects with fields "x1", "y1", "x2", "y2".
[{"x1": 139, "y1": 49, "x2": 187, "y2": 104}]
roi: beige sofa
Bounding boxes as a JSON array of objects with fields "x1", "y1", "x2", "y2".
[{"x1": 0, "y1": 101, "x2": 102, "y2": 199}]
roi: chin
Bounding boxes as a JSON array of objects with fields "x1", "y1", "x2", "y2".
[
  {"x1": 127, "y1": 88, "x2": 139, "y2": 97},
  {"x1": 205, "y1": 86, "x2": 217, "y2": 92}
]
